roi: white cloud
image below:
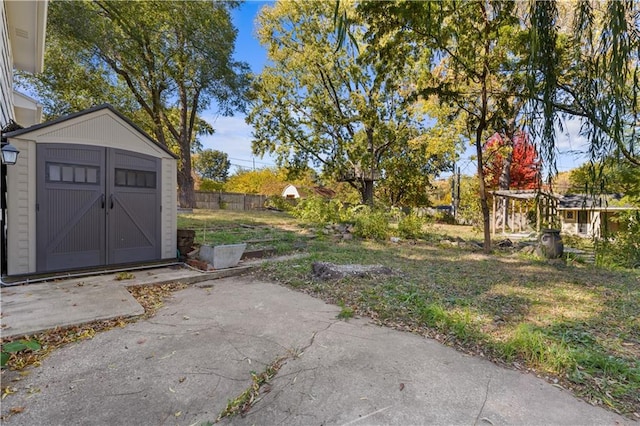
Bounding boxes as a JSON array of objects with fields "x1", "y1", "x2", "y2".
[{"x1": 554, "y1": 118, "x2": 590, "y2": 172}]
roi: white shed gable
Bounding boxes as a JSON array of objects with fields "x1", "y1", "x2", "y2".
[{"x1": 10, "y1": 107, "x2": 174, "y2": 159}]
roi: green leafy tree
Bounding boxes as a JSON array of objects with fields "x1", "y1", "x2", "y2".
[
  {"x1": 21, "y1": 0, "x2": 249, "y2": 208},
  {"x1": 528, "y1": 1, "x2": 639, "y2": 171},
  {"x1": 360, "y1": 0, "x2": 528, "y2": 252},
  {"x1": 192, "y1": 149, "x2": 230, "y2": 182},
  {"x1": 569, "y1": 159, "x2": 640, "y2": 203},
  {"x1": 248, "y1": 1, "x2": 452, "y2": 206}
]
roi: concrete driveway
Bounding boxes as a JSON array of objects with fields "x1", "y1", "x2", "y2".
[{"x1": 0, "y1": 277, "x2": 631, "y2": 425}]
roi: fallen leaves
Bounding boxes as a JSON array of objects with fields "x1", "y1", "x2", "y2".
[
  {"x1": 2, "y1": 386, "x2": 16, "y2": 399},
  {"x1": 0, "y1": 283, "x2": 187, "y2": 376},
  {"x1": 128, "y1": 283, "x2": 188, "y2": 318}
]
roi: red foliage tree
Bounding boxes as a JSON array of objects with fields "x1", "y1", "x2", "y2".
[{"x1": 483, "y1": 131, "x2": 540, "y2": 189}]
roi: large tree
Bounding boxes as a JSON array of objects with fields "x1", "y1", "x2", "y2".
[
  {"x1": 360, "y1": 0, "x2": 528, "y2": 252},
  {"x1": 23, "y1": 0, "x2": 249, "y2": 207},
  {"x1": 484, "y1": 131, "x2": 540, "y2": 190},
  {"x1": 192, "y1": 149, "x2": 230, "y2": 182},
  {"x1": 247, "y1": 1, "x2": 452, "y2": 205}
]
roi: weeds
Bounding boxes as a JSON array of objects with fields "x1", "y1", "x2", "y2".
[
  {"x1": 217, "y1": 355, "x2": 288, "y2": 421},
  {"x1": 258, "y1": 238, "x2": 640, "y2": 416},
  {"x1": 397, "y1": 212, "x2": 425, "y2": 239},
  {"x1": 337, "y1": 301, "x2": 355, "y2": 320}
]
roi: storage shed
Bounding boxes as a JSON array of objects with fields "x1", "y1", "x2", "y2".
[
  {"x1": 3, "y1": 104, "x2": 177, "y2": 276},
  {"x1": 281, "y1": 184, "x2": 300, "y2": 199}
]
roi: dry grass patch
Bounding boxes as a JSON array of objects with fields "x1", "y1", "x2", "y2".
[{"x1": 259, "y1": 237, "x2": 640, "y2": 417}]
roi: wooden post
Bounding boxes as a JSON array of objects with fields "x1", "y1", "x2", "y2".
[
  {"x1": 492, "y1": 194, "x2": 496, "y2": 237},
  {"x1": 536, "y1": 198, "x2": 541, "y2": 232},
  {"x1": 502, "y1": 196, "x2": 507, "y2": 235},
  {"x1": 511, "y1": 199, "x2": 515, "y2": 233},
  {"x1": 519, "y1": 202, "x2": 523, "y2": 232}
]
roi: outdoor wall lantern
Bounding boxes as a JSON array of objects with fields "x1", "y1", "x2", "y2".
[{"x1": 0, "y1": 142, "x2": 19, "y2": 165}]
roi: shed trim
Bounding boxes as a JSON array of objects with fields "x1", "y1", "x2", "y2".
[{"x1": 4, "y1": 104, "x2": 178, "y2": 159}]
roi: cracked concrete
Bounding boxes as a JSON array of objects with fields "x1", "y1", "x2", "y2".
[{"x1": 1, "y1": 277, "x2": 631, "y2": 425}]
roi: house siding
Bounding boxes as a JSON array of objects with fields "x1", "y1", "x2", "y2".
[{"x1": 0, "y1": 0, "x2": 14, "y2": 127}]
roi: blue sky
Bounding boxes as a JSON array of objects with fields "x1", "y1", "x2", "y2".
[
  {"x1": 199, "y1": 1, "x2": 276, "y2": 172},
  {"x1": 200, "y1": 1, "x2": 589, "y2": 176}
]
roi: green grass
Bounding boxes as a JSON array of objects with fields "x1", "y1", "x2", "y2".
[
  {"x1": 177, "y1": 209, "x2": 308, "y2": 254},
  {"x1": 180, "y1": 209, "x2": 640, "y2": 417}
]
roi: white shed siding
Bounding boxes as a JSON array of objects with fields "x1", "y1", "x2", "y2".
[
  {"x1": 7, "y1": 138, "x2": 36, "y2": 275},
  {"x1": 0, "y1": 0, "x2": 14, "y2": 127},
  {"x1": 161, "y1": 157, "x2": 177, "y2": 258}
]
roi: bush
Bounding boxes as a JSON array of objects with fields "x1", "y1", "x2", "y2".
[
  {"x1": 291, "y1": 196, "x2": 344, "y2": 224},
  {"x1": 595, "y1": 211, "x2": 640, "y2": 269},
  {"x1": 265, "y1": 195, "x2": 295, "y2": 212},
  {"x1": 351, "y1": 206, "x2": 389, "y2": 240},
  {"x1": 198, "y1": 179, "x2": 225, "y2": 192},
  {"x1": 397, "y1": 212, "x2": 424, "y2": 239}
]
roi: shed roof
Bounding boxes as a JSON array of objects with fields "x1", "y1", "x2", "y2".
[
  {"x1": 490, "y1": 189, "x2": 558, "y2": 200},
  {"x1": 4, "y1": 104, "x2": 178, "y2": 159}
]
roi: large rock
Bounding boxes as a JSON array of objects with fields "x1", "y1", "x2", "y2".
[{"x1": 312, "y1": 262, "x2": 393, "y2": 280}]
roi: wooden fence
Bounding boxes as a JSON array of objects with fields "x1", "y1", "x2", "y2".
[{"x1": 194, "y1": 191, "x2": 268, "y2": 211}]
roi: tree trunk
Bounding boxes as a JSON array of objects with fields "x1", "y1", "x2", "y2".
[
  {"x1": 177, "y1": 138, "x2": 195, "y2": 208},
  {"x1": 476, "y1": 126, "x2": 491, "y2": 253},
  {"x1": 177, "y1": 166, "x2": 195, "y2": 208},
  {"x1": 478, "y1": 5, "x2": 491, "y2": 253},
  {"x1": 363, "y1": 179, "x2": 374, "y2": 206}
]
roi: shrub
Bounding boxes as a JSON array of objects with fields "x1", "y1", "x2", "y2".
[
  {"x1": 595, "y1": 210, "x2": 640, "y2": 269},
  {"x1": 291, "y1": 196, "x2": 344, "y2": 224},
  {"x1": 351, "y1": 206, "x2": 389, "y2": 240},
  {"x1": 397, "y1": 212, "x2": 424, "y2": 239},
  {"x1": 198, "y1": 179, "x2": 225, "y2": 192}
]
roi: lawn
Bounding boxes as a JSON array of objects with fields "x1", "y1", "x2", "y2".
[
  {"x1": 181, "y1": 209, "x2": 639, "y2": 417},
  {"x1": 177, "y1": 209, "x2": 312, "y2": 254}
]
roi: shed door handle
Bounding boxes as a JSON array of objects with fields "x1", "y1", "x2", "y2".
[
  {"x1": 101, "y1": 194, "x2": 105, "y2": 209},
  {"x1": 110, "y1": 194, "x2": 114, "y2": 209}
]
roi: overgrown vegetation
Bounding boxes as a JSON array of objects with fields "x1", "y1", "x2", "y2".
[
  {"x1": 257, "y1": 234, "x2": 640, "y2": 416},
  {"x1": 397, "y1": 212, "x2": 426, "y2": 239},
  {"x1": 596, "y1": 211, "x2": 640, "y2": 269},
  {"x1": 177, "y1": 209, "x2": 307, "y2": 254}
]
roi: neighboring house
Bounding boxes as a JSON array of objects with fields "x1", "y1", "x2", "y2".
[
  {"x1": 282, "y1": 184, "x2": 300, "y2": 199},
  {"x1": 0, "y1": 0, "x2": 47, "y2": 128},
  {"x1": 558, "y1": 194, "x2": 637, "y2": 238},
  {"x1": 1, "y1": 0, "x2": 48, "y2": 277}
]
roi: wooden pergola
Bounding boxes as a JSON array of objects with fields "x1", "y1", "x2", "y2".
[{"x1": 490, "y1": 189, "x2": 559, "y2": 236}]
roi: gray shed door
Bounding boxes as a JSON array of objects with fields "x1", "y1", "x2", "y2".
[{"x1": 37, "y1": 144, "x2": 161, "y2": 273}]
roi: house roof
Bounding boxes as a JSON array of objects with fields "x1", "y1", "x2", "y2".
[
  {"x1": 4, "y1": 103, "x2": 178, "y2": 159},
  {"x1": 558, "y1": 193, "x2": 636, "y2": 210},
  {"x1": 5, "y1": 0, "x2": 48, "y2": 74},
  {"x1": 311, "y1": 186, "x2": 336, "y2": 198}
]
